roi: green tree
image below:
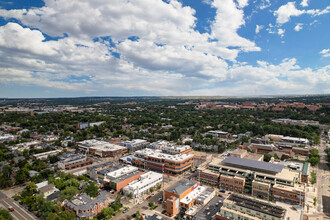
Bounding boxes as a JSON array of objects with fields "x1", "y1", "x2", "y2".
[
  {"x1": 58, "y1": 186, "x2": 78, "y2": 201},
  {"x1": 83, "y1": 182, "x2": 99, "y2": 197},
  {"x1": 0, "y1": 207, "x2": 13, "y2": 220},
  {"x1": 263, "y1": 153, "x2": 271, "y2": 162},
  {"x1": 99, "y1": 207, "x2": 114, "y2": 220}
]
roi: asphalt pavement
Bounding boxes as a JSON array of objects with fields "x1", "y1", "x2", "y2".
[{"x1": 0, "y1": 191, "x2": 38, "y2": 220}]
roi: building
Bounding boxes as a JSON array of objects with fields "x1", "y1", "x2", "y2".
[
  {"x1": 123, "y1": 171, "x2": 163, "y2": 198},
  {"x1": 163, "y1": 179, "x2": 200, "y2": 217},
  {"x1": 216, "y1": 194, "x2": 287, "y2": 220},
  {"x1": 76, "y1": 121, "x2": 105, "y2": 130},
  {"x1": 77, "y1": 140, "x2": 127, "y2": 157},
  {"x1": 229, "y1": 149, "x2": 264, "y2": 161},
  {"x1": 301, "y1": 162, "x2": 310, "y2": 184},
  {"x1": 207, "y1": 131, "x2": 230, "y2": 138},
  {"x1": 86, "y1": 162, "x2": 113, "y2": 180},
  {"x1": 33, "y1": 150, "x2": 62, "y2": 160},
  {"x1": 281, "y1": 137, "x2": 309, "y2": 145},
  {"x1": 149, "y1": 140, "x2": 193, "y2": 155},
  {"x1": 191, "y1": 195, "x2": 222, "y2": 220},
  {"x1": 199, "y1": 156, "x2": 306, "y2": 207},
  {"x1": 39, "y1": 184, "x2": 59, "y2": 199},
  {"x1": 0, "y1": 134, "x2": 15, "y2": 142},
  {"x1": 63, "y1": 191, "x2": 110, "y2": 219},
  {"x1": 103, "y1": 165, "x2": 144, "y2": 192},
  {"x1": 119, "y1": 139, "x2": 148, "y2": 151},
  {"x1": 132, "y1": 148, "x2": 194, "y2": 175},
  {"x1": 58, "y1": 153, "x2": 93, "y2": 170},
  {"x1": 163, "y1": 179, "x2": 216, "y2": 217},
  {"x1": 272, "y1": 184, "x2": 305, "y2": 206}
]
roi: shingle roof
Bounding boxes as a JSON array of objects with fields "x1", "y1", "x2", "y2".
[{"x1": 64, "y1": 191, "x2": 109, "y2": 212}]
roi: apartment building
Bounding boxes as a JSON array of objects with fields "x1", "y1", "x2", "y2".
[
  {"x1": 123, "y1": 171, "x2": 163, "y2": 198},
  {"x1": 272, "y1": 184, "x2": 305, "y2": 206},
  {"x1": 120, "y1": 139, "x2": 148, "y2": 151},
  {"x1": 219, "y1": 175, "x2": 245, "y2": 194},
  {"x1": 216, "y1": 194, "x2": 287, "y2": 220},
  {"x1": 58, "y1": 153, "x2": 93, "y2": 170},
  {"x1": 63, "y1": 191, "x2": 110, "y2": 219},
  {"x1": 103, "y1": 165, "x2": 144, "y2": 192},
  {"x1": 132, "y1": 148, "x2": 194, "y2": 175},
  {"x1": 33, "y1": 149, "x2": 62, "y2": 160},
  {"x1": 77, "y1": 139, "x2": 127, "y2": 157}
]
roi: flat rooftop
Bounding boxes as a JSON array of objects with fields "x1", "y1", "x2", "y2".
[
  {"x1": 165, "y1": 179, "x2": 198, "y2": 196},
  {"x1": 226, "y1": 194, "x2": 286, "y2": 219},
  {"x1": 106, "y1": 165, "x2": 138, "y2": 179},
  {"x1": 78, "y1": 139, "x2": 126, "y2": 151},
  {"x1": 192, "y1": 196, "x2": 224, "y2": 220},
  {"x1": 181, "y1": 186, "x2": 206, "y2": 205},
  {"x1": 135, "y1": 148, "x2": 194, "y2": 162},
  {"x1": 222, "y1": 156, "x2": 285, "y2": 174}
]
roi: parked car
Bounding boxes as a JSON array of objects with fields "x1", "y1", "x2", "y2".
[
  {"x1": 147, "y1": 195, "x2": 151, "y2": 199},
  {"x1": 8, "y1": 206, "x2": 14, "y2": 212},
  {"x1": 162, "y1": 210, "x2": 167, "y2": 214},
  {"x1": 151, "y1": 193, "x2": 155, "y2": 196},
  {"x1": 139, "y1": 200, "x2": 143, "y2": 204},
  {"x1": 219, "y1": 190, "x2": 226, "y2": 193},
  {"x1": 123, "y1": 208, "x2": 129, "y2": 213},
  {"x1": 228, "y1": 192, "x2": 232, "y2": 195}
]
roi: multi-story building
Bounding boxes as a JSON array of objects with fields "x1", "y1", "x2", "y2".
[
  {"x1": 132, "y1": 148, "x2": 194, "y2": 175},
  {"x1": 77, "y1": 139, "x2": 127, "y2": 157},
  {"x1": 119, "y1": 139, "x2": 148, "y2": 152},
  {"x1": 58, "y1": 153, "x2": 93, "y2": 170},
  {"x1": 86, "y1": 162, "x2": 113, "y2": 180},
  {"x1": 216, "y1": 194, "x2": 287, "y2": 220},
  {"x1": 63, "y1": 191, "x2": 110, "y2": 219},
  {"x1": 33, "y1": 149, "x2": 62, "y2": 160},
  {"x1": 149, "y1": 140, "x2": 193, "y2": 155},
  {"x1": 207, "y1": 131, "x2": 230, "y2": 138},
  {"x1": 230, "y1": 149, "x2": 264, "y2": 161},
  {"x1": 103, "y1": 165, "x2": 145, "y2": 192},
  {"x1": 199, "y1": 156, "x2": 306, "y2": 207},
  {"x1": 163, "y1": 179, "x2": 215, "y2": 217},
  {"x1": 123, "y1": 171, "x2": 163, "y2": 198},
  {"x1": 272, "y1": 184, "x2": 305, "y2": 206}
]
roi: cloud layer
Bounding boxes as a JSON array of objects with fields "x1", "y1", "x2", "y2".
[{"x1": 0, "y1": 0, "x2": 329, "y2": 97}]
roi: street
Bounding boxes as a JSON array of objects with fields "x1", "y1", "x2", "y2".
[{"x1": 0, "y1": 191, "x2": 38, "y2": 220}]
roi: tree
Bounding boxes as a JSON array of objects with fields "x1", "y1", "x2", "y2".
[
  {"x1": 156, "y1": 183, "x2": 162, "y2": 190},
  {"x1": 58, "y1": 186, "x2": 78, "y2": 201},
  {"x1": 263, "y1": 153, "x2": 271, "y2": 162},
  {"x1": 149, "y1": 187, "x2": 154, "y2": 193},
  {"x1": 0, "y1": 207, "x2": 13, "y2": 220},
  {"x1": 15, "y1": 168, "x2": 29, "y2": 184},
  {"x1": 83, "y1": 182, "x2": 99, "y2": 197},
  {"x1": 274, "y1": 153, "x2": 279, "y2": 160},
  {"x1": 99, "y1": 207, "x2": 114, "y2": 220},
  {"x1": 127, "y1": 193, "x2": 133, "y2": 199},
  {"x1": 21, "y1": 182, "x2": 37, "y2": 198}
]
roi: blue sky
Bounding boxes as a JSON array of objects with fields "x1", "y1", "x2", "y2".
[{"x1": 0, "y1": 0, "x2": 329, "y2": 98}]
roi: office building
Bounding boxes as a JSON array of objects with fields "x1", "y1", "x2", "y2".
[
  {"x1": 207, "y1": 131, "x2": 230, "y2": 138},
  {"x1": 103, "y1": 165, "x2": 144, "y2": 192},
  {"x1": 77, "y1": 139, "x2": 127, "y2": 157},
  {"x1": 120, "y1": 139, "x2": 148, "y2": 151},
  {"x1": 58, "y1": 153, "x2": 93, "y2": 170},
  {"x1": 132, "y1": 148, "x2": 194, "y2": 175},
  {"x1": 123, "y1": 171, "x2": 163, "y2": 198},
  {"x1": 149, "y1": 140, "x2": 193, "y2": 155},
  {"x1": 86, "y1": 162, "x2": 113, "y2": 180}
]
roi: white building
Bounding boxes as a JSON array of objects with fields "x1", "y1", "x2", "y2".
[
  {"x1": 0, "y1": 134, "x2": 15, "y2": 142},
  {"x1": 33, "y1": 150, "x2": 62, "y2": 160},
  {"x1": 120, "y1": 139, "x2": 148, "y2": 151},
  {"x1": 123, "y1": 171, "x2": 163, "y2": 198},
  {"x1": 149, "y1": 140, "x2": 192, "y2": 155}
]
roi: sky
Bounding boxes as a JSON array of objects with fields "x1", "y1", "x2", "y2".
[{"x1": 0, "y1": 0, "x2": 329, "y2": 98}]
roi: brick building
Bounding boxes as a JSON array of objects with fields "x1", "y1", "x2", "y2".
[{"x1": 58, "y1": 153, "x2": 93, "y2": 170}]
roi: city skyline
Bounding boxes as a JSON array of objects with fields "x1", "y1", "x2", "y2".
[{"x1": 0, "y1": 0, "x2": 329, "y2": 98}]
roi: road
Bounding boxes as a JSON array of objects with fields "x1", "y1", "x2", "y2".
[
  {"x1": 316, "y1": 135, "x2": 330, "y2": 214},
  {"x1": 0, "y1": 191, "x2": 38, "y2": 220}
]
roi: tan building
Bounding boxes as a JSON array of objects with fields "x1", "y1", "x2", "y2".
[
  {"x1": 252, "y1": 180, "x2": 271, "y2": 200},
  {"x1": 219, "y1": 175, "x2": 245, "y2": 193}
]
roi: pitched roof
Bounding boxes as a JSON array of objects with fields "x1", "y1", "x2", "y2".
[{"x1": 165, "y1": 179, "x2": 197, "y2": 195}]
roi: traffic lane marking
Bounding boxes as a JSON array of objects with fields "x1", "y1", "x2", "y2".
[{"x1": 2, "y1": 199, "x2": 28, "y2": 220}]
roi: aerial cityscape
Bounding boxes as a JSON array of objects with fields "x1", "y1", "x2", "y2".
[{"x1": 0, "y1": 0, "x2": 329, "y2": 220}]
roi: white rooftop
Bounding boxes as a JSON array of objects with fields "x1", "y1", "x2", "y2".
[
  {"x1": 78, "y1": 139, "x2": 126, "y2": 151},
  {"x1": 180, "y1": 186, "x2": 206, "y2": 205},
  {"x1": 125, "y1": 171, "x2": 162, "y2": 190},
  {"x1": 106, "y1": 165, "x2": 138, "y2": 178},
  {"x1": 135, "y1": 148, "x2": 194, "y2": 162}
]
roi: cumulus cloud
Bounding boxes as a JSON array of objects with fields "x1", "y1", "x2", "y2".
[
  {"x1": 320, "y1": 49, "x2": 330, "y2": 57},
  {"x1": 294, "y1": 23, "x2": 303, "y2": 31},
  {"x1": 255, "y1": 25, "x2": 263, "y2": 34},
  {"x1": 300, "y1": 0, "x2": 309, "y2": 7},
  {"x1": 236, "y1": 0, "x2": 249, "y2": 8},
  {"x1": 274, "y1": 2, "x2": 304, "y2": 24},
  {"x1": 277, "y1": 28, "x2": 285, "y2": 37}
]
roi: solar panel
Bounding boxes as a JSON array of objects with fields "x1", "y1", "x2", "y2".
[{"x1": 222, "y1": 156, "x2": 285, "y2": 173}]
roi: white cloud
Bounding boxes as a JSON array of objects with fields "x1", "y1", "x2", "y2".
[
  {"x1": 236, "y1": 0, "x2": 249, "y2": 8},
  {"x1": 294, "y1": 23, "x2": 303, "y2": 31},
  {"x1": 307, "y1": 6, "x2": 330, "y2": 16},
  {"x1": 300, "y1": 0, "x2": 309, "y2": 7},
  {"x1": 277, "y1": 29, "x2": 285, "y2": 37},
  {"x1": 320, "y1": 49, "x2": 330, "y2": 57},
  {"x1": 259, "y1": 0, "x2": 271, "y2": 10},
  {"x1": 255, "y1": 25, "x2": 263, "y2": 34},
  {"x1": 274, "y1": 2, "x2": 305, "y2": 25}
]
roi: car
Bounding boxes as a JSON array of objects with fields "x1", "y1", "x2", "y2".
[
  {"x1": 8, "y1": 206, "x2": 14, "y2": 212},
  {"x1": 162, "y1": 210, "x2": 167, "y2": 214},
  {"x1": 132, "y1": 214, "x2": 136, "y2": 218},
  {"x1": 228, "y1": 192, "x2": 232, "y2": 195},
  {"x1": 151, "y1": 193, "x2": 155, "y2": 196},
  {"x1": 147, "y1": 195, "x2": 151, "y2": 199},
  {"x1": 14, "y1": 198, "x2": 18, "y2": 201},
  {"x1": 20, "y1": 184, "x2": 26, "y2": 187},
  {"x1": 123, "y1": 208, "x2": 129, "y2": 213},
  {"x1": 219, "y1": 190, "x2": 226, "y2": 193},
  {"x1": 158, "y1": 198, "x2": 162, "y2": 202},
  {"x1": 139, "y1": 200, "x2": 143, "y2": 204}
]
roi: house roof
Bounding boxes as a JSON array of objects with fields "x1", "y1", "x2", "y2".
[
  {"x1": 39, "y1": 183, "x2": 55, "y2": 193},
  {"x1": 165, "y1": 179, "x2": 197, "y2": 196},
  {"x1": 64, "y1": 191, "x2": 109, "y2": 212}
]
